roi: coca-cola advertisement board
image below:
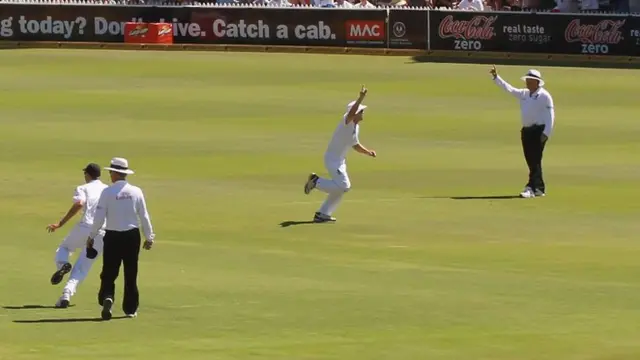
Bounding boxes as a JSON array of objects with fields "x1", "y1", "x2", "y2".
[
  {"x1": 559, "y1": 15, "x2": 630, "y2": 56},
  {"x1": 388, "y1": 9, "x2": 427, "y2": 49},
  {"x1": 429, "y1": 11, "x2": 632, "y2": 56},
  {"x1": 430, "y1": 11, "x2": 503, "y2": 52}
]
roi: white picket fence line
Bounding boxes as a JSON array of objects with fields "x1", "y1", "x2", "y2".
[{"x1": 0, "y1": 0, "x2": 635, "y2": 14}]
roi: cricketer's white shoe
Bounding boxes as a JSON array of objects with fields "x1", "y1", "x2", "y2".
[
  {"x1": 534, "y1": 189, "x2": 546, "y2": 197},
  {"x1": 125, "y1": 312, "x2": 137, "y2": 318},
  {"x1": 313, "y1": 212, "x2": 336, "y2": 223},
  {"x1": 55, "y1": 293, "x2": 70, "y2": 309},
  {"x1": 520, "y1": 187, "x2": 535, "y2": 198}
]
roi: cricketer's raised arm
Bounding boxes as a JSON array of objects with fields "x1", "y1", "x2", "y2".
[{"x1": 346, "y1": 85, "x2": 368, "y2": 123}]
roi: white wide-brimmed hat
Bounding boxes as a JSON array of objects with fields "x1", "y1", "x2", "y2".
[
  {"x1": 346, "y1": 100, "x2": 367, "y2": 114},
  {"x1": 521, "y1": 69, "x2": 545, "y2": 86},
  {"x1": 104, "y1": 157, "x2": 135, "y2": 175}
]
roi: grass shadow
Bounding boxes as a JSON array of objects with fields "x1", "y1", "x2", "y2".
[
  {"x1": 13, "y1": 316, "x2": 127, "y2": 324},
  {"x1": 280, "y1": 220, "x2": 317, "y2": 227},
  {"x1": 2, "y1": 304, "x2": 75, "y2": 310},
  {"x1": 420, "y1": 195, "x2": 522, "y2": 200},
  {"x1": 450, "y1": 195, "x2": 522, "y2": 200}
]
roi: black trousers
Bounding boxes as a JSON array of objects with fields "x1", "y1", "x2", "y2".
[
  {"x1": 521, "y1": 125, "x2": 547, "y2": 192},
  {"x1": 98, "y1": 228, "x2": 141, "y2": 315}
]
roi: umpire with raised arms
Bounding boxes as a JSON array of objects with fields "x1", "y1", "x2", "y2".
[
  {"x1": 87, "y1": 157, "x2": 155, "y2": 320},
  {"x1": 490, "y1": 65, "x2": 555, "y2": 199}
]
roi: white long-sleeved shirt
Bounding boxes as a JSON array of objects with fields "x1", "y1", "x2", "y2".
[
  {"x1": 494, "y1": 75, "x2": 555, "y2": 138},
  {"x1": 89, "y1": 180, "x2": 155, "y2": 242},
  {"x1": 324, "y1": 115, "x2": 360, "y2": 165}
]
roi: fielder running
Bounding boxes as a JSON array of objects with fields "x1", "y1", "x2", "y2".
[
  {"x1": 46, "y1": 163, "x2": 108, "y2": 308},
  {"x1": 303, "y1": 85, "x2": 377, "y2": 222}
]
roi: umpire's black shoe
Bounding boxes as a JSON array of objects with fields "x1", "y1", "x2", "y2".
[
  {"x1": 101, "y1": 298, "x2": 113, "y2": 321},
  {"x1": 50, "y1": 263, "x2": 72, "y2": 285}
]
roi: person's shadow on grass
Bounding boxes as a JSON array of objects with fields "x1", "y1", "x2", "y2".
[
  {"x1": 421, "y1": 195, "x2": 521, "y2": 200},
  {"x1": 2, "y1": 304, "x2": 75, "y2": 310},
  {"x1": 279, "y1": 195, "x2": 521, "y2": 227},
  {"x1": 3, "y1": 304, "x2": 127, "y2": 323},
  {"x1": 279, "y1": 220, "x2": 317, "y2": 227},
  {"x1": 13, "y1": 316, "x2": 127, "y2": 324},
  {"x1": 450, "y1": 195, "x2": 521, "y2": 200}
]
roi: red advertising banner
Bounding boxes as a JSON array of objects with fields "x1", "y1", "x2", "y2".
[{"x1": 345, "y1": 19, "x2": 386, "y2": 46}]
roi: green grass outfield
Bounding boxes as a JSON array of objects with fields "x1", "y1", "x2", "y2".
[{"x1": 1, "y1": 49, "x2": 639, "y2": 360}]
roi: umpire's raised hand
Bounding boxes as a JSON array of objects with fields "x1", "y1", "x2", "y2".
[{"x1": 489, "y1": 65, "x2": 497, "y2": 79}]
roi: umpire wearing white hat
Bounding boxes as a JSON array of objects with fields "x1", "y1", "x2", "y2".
[
  {"x1": 490, "y1": 66, "x2": 555, "y2": 198},
  {"x1": 87, "y1": 157, "x2": 155, "y2": 320}
]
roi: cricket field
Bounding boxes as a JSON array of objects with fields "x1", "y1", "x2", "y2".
[{"x1": 0, "y1": 49, "x2": 639, "y2": 360}]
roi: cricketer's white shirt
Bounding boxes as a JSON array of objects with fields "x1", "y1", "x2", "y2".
[
  {"x1": 73, "y1": 180, "x2": 108, "y2": 228},
  {"x1": 90, "y1": 180, "x2": 155, "y2": 242},
  {"x1": 324, "y1": 115, "x2": 360, "y2": 165},
  {"x1": 494, "y1": 76, "x2": 555, "y2": 137}
]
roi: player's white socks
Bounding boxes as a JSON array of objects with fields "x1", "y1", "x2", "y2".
[
  {"x1": 319, "y1": 191, "x2": 345, "y2": 216},
  {"x1": 316, "y1": 177, "x2": 342, "y2": 193},
  {"x1": 63, "y1": 279, "x2": 79, "y2": 297}
]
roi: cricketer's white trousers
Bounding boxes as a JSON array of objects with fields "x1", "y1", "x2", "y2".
[
  {"x1": 315, "y1": 160, "x2": 351, "y2": 216},
  {"x1": 55, "y1": 223, "x2": 105, "y2": 298}
]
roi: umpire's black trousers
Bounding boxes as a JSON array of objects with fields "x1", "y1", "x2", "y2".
[
  {"x1": 98, "y1": 228, "x2": 141, "y2": 315},
  {"x1": 521, "y1": 124, "x2": 547, "y2": 192}
]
